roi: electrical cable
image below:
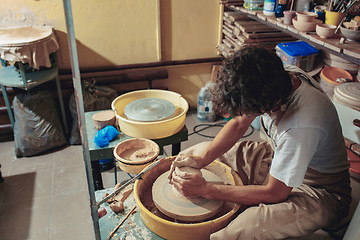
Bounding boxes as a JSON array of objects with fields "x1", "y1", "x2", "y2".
[{"x1": 188, "y1": 121, "x2": 255, "y2": 139}]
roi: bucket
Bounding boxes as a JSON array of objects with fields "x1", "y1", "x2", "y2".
[{"x1": 325, "y1": 10, "x2": 346, "y2": 26}]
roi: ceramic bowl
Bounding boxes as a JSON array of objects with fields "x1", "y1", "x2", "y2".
[
  {"x1": 113, "y1": 138, "x2": 160, "y2": 174},
  {"x1": 340, "y1": 26, "x2": 360, "y2": 41},
  {"x1": 316, "y1": 24, "x2": 336, "y2": 38},
  {"x1": 296, "y1": 11, "x2": 318, "y2": 22},
  {"x1": 292, "y1": 18, "x2": 322, "y2": 32}
]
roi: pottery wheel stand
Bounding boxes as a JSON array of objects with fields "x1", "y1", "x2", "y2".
[{"x1": 152, "y1": 169, "x2": 224, "y2": 222}]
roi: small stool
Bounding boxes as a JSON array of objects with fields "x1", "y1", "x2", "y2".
[{"x1": 0, "y1": 53, "x2": 68, "y2": 135}]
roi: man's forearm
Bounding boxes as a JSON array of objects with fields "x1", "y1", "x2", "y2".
[
  {"x1": 203, "y1": 175, "x2": 292, "y2": 205},
  {"x1": 199, "y1": 116, "x2": 254, "y2": 167}
]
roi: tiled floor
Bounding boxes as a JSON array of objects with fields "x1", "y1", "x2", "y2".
[{"x1": 0, "y1": 110, "x2": 359, "y2": 240}]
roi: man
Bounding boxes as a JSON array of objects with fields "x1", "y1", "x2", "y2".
[{"x1": 168, "y1": 46, "x2": 351, "y2": 239}]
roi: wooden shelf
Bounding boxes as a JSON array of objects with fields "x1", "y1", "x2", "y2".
[{"x1": 227, "y1": 6, "x2": 360, "y2": 65}]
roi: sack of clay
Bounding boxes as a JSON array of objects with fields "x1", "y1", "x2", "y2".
[
  {"x1": 69, "y1": 79, "x2": 118, "y2": 145},
  {"x1": 13, "y1": 90, "x2": 66, "y2": 157}
]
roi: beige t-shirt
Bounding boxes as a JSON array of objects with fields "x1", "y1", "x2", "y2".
[{"x1": 263, "y1": 67, "x2": 348, "y2": 187}]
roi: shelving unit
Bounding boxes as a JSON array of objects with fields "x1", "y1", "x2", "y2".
[{"x1": 221, "y1": 5, "x2": 360, "y2": 65}]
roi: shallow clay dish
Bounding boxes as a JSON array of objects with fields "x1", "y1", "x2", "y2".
[
  {"x1": 316, "y1": 24, "x2": 336, "y2": 38},
  {"x1": 113, "y1": 138, "x2": 160, "y2": 174},
  {"x1": 292, "y1": 18, "x2": 322, "y2": 32},
  {"x1": 296, "y1": 11, "x2": 318, "y2": 22}
]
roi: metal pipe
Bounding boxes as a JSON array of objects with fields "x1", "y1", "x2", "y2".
[{"x1": 62, "y1": 1, "x2": 101, "y2": 239}]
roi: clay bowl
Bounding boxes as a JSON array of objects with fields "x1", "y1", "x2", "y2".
[
  {"x1": 113, "y1": 138, "x2": 160, "y2": 174},
  {"x1": 296, "y1": 11, "x2": 318, "y2": 22},
  {"x1": 292, "y1": 18, "x2": 322, "y2": 32},
  {"x1": 134, "y1": 157, "x2": 243, "y2": 240},
  {"x1": 316, "y1": 24, "x2": 336, "y2": 38},
  {"x1": 340, "y1": 26, "x2": 360, "y2": 42}
]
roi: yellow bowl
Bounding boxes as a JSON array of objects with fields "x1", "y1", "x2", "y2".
[
  {"x1": 134, "y1": 157, "x2": 243, "y2": 240},
  {"x1": 113, "y1": 138, "x2": 160, "y2": 174},
  {"x1": 111, "y1": 90, "x2": 189, "y2": 139}
]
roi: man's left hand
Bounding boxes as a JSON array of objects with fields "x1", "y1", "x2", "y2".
[{"x1": 170, "y1": 168, "x2": 208, "y2": 198}]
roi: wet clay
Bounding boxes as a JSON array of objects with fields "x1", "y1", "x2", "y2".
[
  {"x1": 139, "y1": 161, "x2": 236, "y2": 224},
  {"x1": 119, "y1": 148, "x2": 157, "y2": 162}
]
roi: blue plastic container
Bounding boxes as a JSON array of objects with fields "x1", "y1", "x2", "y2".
[{"x1": 275, "y1": 41, "x2": 318, "y2": 72}]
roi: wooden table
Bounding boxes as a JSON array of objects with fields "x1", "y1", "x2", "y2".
[
  {"x1": 85, "y1": 110, "x2": 188, "y2": 190},
  {"x1": 95, "y1": 186, "x2": 164, "y2": 240}
]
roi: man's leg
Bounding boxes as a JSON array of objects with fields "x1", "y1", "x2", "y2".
[{"x1": 211, "y1": 185, "x2": 339, "y2": 240}]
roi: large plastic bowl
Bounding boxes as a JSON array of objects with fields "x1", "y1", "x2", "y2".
[
  {"x1": 134, "y1": 157, "x2": 243, "y2": 240},
  {"x1": 111, "y1": 90, "x2": 189, "y2": 139}
]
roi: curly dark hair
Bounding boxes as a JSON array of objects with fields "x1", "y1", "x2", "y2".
[{"x1": 211, "y1": 46, "x2": 293, "y2": 117}]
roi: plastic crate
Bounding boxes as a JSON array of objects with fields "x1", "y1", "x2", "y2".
[{"x1": 275, "y1": 41, "x2": 318, "y2": 72}]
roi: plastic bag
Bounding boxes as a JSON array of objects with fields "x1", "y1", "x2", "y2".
[
  {"x1": 69, "y1": 79, "x2": 118, "y2": 145},
  {"x1": 13, "y1": 90, "x2": 66, "y2": 157},
  {"x1": 94, "y1": 125, "x2": 119, "y2": 147}
]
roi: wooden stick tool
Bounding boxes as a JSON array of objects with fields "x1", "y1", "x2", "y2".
[
  {"x1": 97, "y1": 158, "x2": 164, "y2": 206},
  {"x1": 107, "y1": 205, "x2": 137, "y2": 240}
]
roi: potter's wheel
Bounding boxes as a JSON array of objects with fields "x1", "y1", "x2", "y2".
[
  {"x1": 152, "y1": 169, "x2": 224, "y2": 222},
  {"x1": 124, "y1": 98, "x2": 175, "y2": 122}
]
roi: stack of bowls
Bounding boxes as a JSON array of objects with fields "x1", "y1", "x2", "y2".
[
  {"x1": 293, "y1": 12, "x2": 322, "y2": 32},
  {"x1": 113, "y1": 138, "x2": 160, "y2": 174}
]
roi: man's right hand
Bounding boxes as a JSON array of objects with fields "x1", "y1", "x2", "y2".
[{"x1": 167, "y1": 154, "x2": 201, "y2": 181}]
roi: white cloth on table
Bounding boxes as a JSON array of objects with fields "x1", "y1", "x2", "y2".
[{"x1": 0, "y1": 25, "x2": 59, "y2": 69}]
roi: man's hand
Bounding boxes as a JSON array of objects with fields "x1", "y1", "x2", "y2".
[
  {"x1": 170, "y1": 167, "x2": 207, "y2": 198},
  {"x1": 167, "y1": 154, "x2": 201, "y2": 181}
]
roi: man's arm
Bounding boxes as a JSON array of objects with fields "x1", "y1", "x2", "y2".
[
  {"x1": 197, "y1": 115, "x2": 255, "y2": 168},
  {"x1": 171, "y1": 173, "x2": 293, "y2": 205}
]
